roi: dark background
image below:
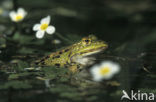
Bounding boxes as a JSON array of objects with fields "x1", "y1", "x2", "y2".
[{"x1": 0, "y1": 0, "x2": 156, "y2": 102}]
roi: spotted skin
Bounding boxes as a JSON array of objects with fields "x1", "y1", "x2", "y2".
[{"x1": 36, "y1": 35, "x2": 108, "y2": 73}]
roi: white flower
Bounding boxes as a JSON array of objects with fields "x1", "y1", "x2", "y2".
[
  {"x1": 90, "y1": 61, "x2": 120, "y2": 81},
  {"x1": 9, "y1": 8, "x2": 27, "y2": 22},
  {"x1": 33, "y1": 16, "x2": 55, "y2": 39}
]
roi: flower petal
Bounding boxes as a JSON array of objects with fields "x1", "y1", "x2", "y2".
[
  {"x1": 46, "y1": 26, "x2": 55, "y2": 34},
  {"x1": 90, "y1": 61, "x2": 120, "y2": 81},
  {"x1": 40, "y1": 15, "x2": 51, "y2": 24},
  {"x1": 111, "y1": 64, "x2": 120, "y2": 74},
  {"x1": 36, "y1": 31, "x2": 45, "y2": 39},
  {"x1": 17, "y1": 8, "x2": 27, "y2": 17},
  {"x1": 33, "y1": 24, "x2": 41, "y2": 31},
  {"x1": 90, "y1": 66, "x2": 102, "y2": 81},
  {"x1": 9, "y1": 11, "x2": 16, "y2": 21}
]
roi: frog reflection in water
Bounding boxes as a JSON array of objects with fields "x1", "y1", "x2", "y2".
[{"x1": 36, "y1": 35, "x2": 108, "y2": 73}]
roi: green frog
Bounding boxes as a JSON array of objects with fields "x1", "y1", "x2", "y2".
[{"x1": 35, "y1": 35, "x2": 108, "y2": 73}]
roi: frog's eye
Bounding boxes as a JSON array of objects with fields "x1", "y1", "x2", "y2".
[
  {"x1": 84, "y1": 39, "x2": 90, "y2": 43},
  {"x1": 82, "y1": 38, "x2": 91, "y2": 45}
]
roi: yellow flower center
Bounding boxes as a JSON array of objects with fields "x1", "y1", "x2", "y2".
[
  {"x1": 40, "y1": 23, "x2": 48, "y2": 30},
  {"x1": 15, "y1": 15, "x2": 23, "y2": 21},
  {"x1": 99, "y1": 67, "x2": 110, "y2": 75}
]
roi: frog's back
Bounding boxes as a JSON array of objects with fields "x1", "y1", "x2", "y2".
[
  {"x1": 35, "y1": 35, "x2": 108, "y2": 73},
  {"x1": 35, "y1": 46, "x2": 72, "y2": 67}
]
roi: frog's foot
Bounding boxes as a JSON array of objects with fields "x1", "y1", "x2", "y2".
[
  {"x1": 69, "y1": 65, "x2": 79, "y2": 73},
  {"x1": 69, "y1": 65, "x2": 78, "y2": 73}
]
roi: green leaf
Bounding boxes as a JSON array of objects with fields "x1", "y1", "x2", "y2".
[{"x1": 0, "y1": 80, "x2": 32, "y2": 89}]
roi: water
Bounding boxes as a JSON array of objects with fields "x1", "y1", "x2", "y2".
[{"x1": 0, "y1": 0, "x2": 156, "y2": 102}]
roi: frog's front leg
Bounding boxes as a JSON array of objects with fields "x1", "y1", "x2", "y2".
[
  {"x1": 68, "y1": 63, "x2": 84, "y2": 73},
  {"x1": 69, "y1": 64, "x2": 79, "y2": 73}
]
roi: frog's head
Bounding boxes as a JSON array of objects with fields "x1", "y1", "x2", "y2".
[{"x1": 72, "y1": 35, "x2": 108, "y2": 57}]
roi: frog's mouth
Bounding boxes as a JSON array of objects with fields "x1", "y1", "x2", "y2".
[
  {"x1": 71, "y1": 46, "x2": 107, "y2": 65},
  {"x1": 80, "y1": 46, "x2": 107, "y2": 57}
]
